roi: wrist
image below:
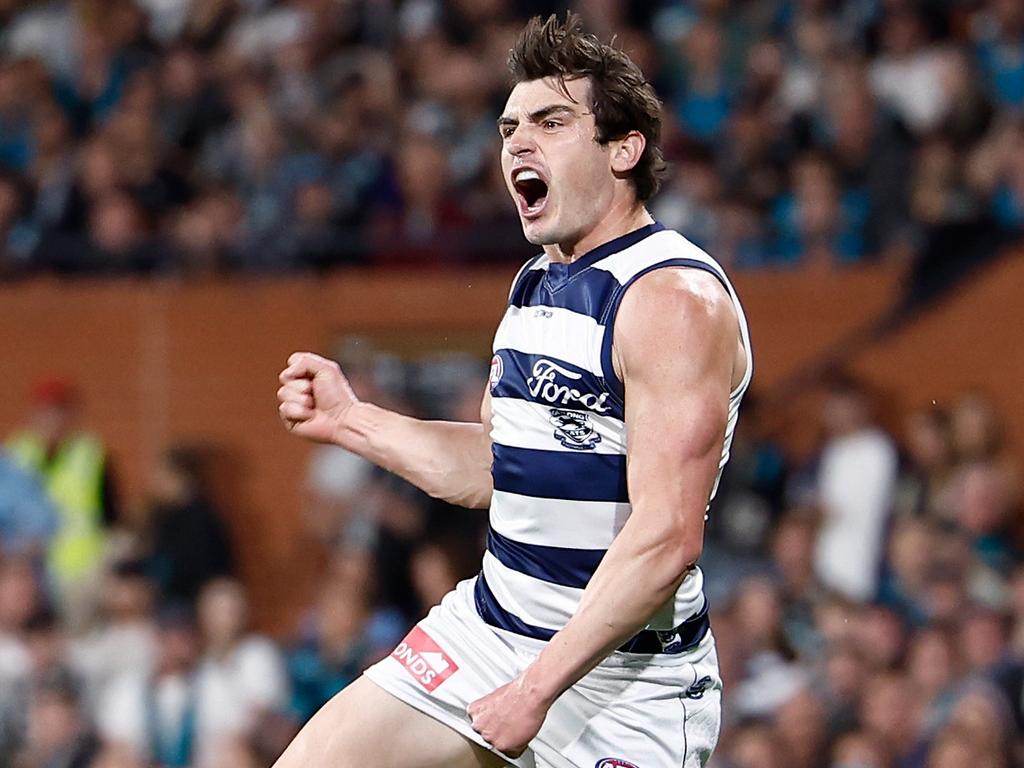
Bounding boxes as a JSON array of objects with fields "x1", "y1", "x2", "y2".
[
  {"x1": 519, "y1": 658, "x2": 564, "y2": 709},
  {"x1": 333, "y1": 399, "x2": 372, "y2": 450}
]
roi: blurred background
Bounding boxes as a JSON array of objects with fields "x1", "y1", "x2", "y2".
[{"x1": 0, "y1": 0, "x2": 1022, "y2": 766}]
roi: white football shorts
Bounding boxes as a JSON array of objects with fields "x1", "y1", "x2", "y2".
[{"x1": 363, "y1": 577, "x2": 722, "y2": 768}]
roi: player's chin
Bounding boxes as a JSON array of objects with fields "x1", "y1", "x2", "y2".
[{"x1": 519, "y1": 212, "x2": 557, "y2": 245}]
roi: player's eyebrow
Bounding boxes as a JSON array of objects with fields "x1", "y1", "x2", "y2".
[{"x1": 496, "y1": 104, "x2": 580, "y2": 128}]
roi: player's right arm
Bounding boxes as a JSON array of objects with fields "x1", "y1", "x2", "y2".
[{"x1": 277, "y1": 352, "x2": 493, "y2": 509}]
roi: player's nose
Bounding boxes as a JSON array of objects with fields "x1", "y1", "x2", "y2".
[{"x1": 506, "y1": 129, "x2": 537, "y2": 157}]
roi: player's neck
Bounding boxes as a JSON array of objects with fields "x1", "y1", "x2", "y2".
[{"x1": 544, "y1": 203, "x2": 654, "y2": 264}]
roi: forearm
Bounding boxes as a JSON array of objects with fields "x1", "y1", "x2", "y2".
[
  {"x1": 520, "y1": 521, "x2": 695, "y2": 705},
  {"x1": 337, "y1": 402, "x2": 493, "y2": 508}
]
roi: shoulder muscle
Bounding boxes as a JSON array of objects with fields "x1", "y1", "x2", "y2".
[{"x1": 612, "y1": 267, "x2": 738, "y2": 392}]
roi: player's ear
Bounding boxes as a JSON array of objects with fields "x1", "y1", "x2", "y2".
[{"x1": 610, "y1": 130, "x2": 646, "y2": 174}]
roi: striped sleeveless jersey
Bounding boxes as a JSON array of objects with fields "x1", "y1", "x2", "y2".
[{"x1": 474, "y1": 222, "x2": 753, "y2": 653}]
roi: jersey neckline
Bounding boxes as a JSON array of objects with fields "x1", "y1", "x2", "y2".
[{"x1": 545, "y1": 221, "x2": 665, "y2": 285}]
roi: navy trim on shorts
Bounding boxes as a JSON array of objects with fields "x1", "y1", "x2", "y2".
[{"x1": 474, "y1": 574, "x2": 710, "y2": 655}]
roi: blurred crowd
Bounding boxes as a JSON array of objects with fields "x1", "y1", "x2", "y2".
[
  {"x1": 0, "y1": 341, "x2": 1022, "y2": 768},
  {"x1": 0, "y1": 0, "x2": 1021, "y2": 277},
  {"x1": 705, "y1": 378, "x2": 1024, "y2": 768}
]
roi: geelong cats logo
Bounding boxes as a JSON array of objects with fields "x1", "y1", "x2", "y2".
[{"x1": 549, "y1": 408, "x2": 602, "y2": 451}]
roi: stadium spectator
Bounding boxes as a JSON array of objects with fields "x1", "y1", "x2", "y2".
[
  {"x1": 974, "y1": 0, "x2": 1024, "y2": 110},
  {"x1": 0, "y1": 450, "x2": 58, "y2": 559},
  {"x1": 191, "y1": 578, "x2": 288, "y2": 767},
  {"x1": 817, "y1": 58, "x2": 915, "y2": 260},
  {"x1": 286, "y1": 582, "x2": 370, "y2": 724},
  {"x1": 869, "y1": 7, "x2": 953, "y2": 136},
  {"x1": 6, "y1": 378, "x2": 119, "y2": 623},
  {"x1": 69, "y1": 560, "x2": 157, "y2": 718},
  {"x1": 813, "y1": 375, "x2": 899, "y2": 601},
  {"x1": 16, "y1": 668, "x2": 100, "y2": 768},
  {"x1": 770, "y1": 151, "x2": 869, "y2": 266},
  {"x1": 95, "y1": 604, "x2": 202, "y2": 767},
  {"x1": 898, "y1": 405, "x2": 957, "y2": 520},
  {"x1": 0, "y1": 557, "x2": 45, "y2": 763},
  {"x1": 726, "y1": 576, "x2": 805, "y2": 719},
  {"x1": 0, "y1": 171, "x2": 36, "y2": 276},
  {"x1": 11, "y1": 609, "x2": 82, "y2": 762},
  {"x1": 143, "y1": 445, "x2": 235, "y2": 606}
]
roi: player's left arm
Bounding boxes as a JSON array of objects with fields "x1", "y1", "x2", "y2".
[{"x1": 469, "y1": 267, "x2": 740, "y2": 756}]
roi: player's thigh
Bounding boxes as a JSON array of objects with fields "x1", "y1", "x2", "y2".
[{"x1": 273, "y1": 676, "x2": 507, "y2": 768}]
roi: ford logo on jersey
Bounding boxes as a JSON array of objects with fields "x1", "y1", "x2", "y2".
[
  {"x1": 527, "y1": 359, "x2": 611, "y2": 413},
  {"x1": 595, "y1": 759, "x2": 639, "y2": 768}
]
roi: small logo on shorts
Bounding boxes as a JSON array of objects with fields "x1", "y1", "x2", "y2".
[
  {"x1": 684, "y1": 675, "x2": 714, "y2": 700},
  {"x1": 391, "y1": 626, "x2": 459, "y2": 692},
  {"x1": 596, "y1": 759, "x2": 639, "y2": 768},
  {"x1": 489, "y1": 354, "x2": 504, "y2": 391},
  {"x1": 656, "y1": 629, "x2": 685, "y2": 654},
  {"x1": 549, "y1": 408, "x2": 602, "y2": 450}
]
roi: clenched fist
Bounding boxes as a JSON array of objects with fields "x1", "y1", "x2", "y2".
[
  {"x1": 277, "y1": 352, "x2": 358, "y2": 444},
  {"x1": 468, "y1": 675, "x2": 550, "y2": 758}
]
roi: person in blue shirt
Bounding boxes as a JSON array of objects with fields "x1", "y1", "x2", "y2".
[
  {"x1": 287, "y1": 584, "x2": 372, "y2": 724},
  {"x1": 0, "y1": 450, "x2": 58, "y2": 558}
]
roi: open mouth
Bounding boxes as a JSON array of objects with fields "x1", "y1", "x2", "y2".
[{"x1": 512, "y1": 168, "x2": 549, "y2": 219}]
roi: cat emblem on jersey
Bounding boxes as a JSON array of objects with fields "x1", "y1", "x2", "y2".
[{"x1": 549, "y1": 408, "x2": 602, "y2": 451}]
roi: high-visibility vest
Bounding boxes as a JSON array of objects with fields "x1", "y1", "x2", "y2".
[{"x1": 6, "y1": 431, "x2": 107, "y2": 583}]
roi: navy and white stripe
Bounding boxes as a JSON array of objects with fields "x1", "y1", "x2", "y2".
[{"x1": 481, "y1": 222, "x2": 752, "y2": 652}]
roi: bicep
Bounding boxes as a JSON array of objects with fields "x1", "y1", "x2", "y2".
[{"x1": 615, "y1": 270, "x2": 737, "y2": 536}]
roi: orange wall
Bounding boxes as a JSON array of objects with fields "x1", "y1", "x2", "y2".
[
  {"x1": 0, "y1": 262, "x2": 921, "y2": 632},
  {"x1": 851, "y1": 252, "x2": 1024, "y2": 450}
]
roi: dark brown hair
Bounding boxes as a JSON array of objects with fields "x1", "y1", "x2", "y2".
[{"x1": 508, "y1": 13, "x2": 668, "y2": 202}]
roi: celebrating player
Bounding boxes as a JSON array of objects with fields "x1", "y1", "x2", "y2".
[{"x1": 274, "y1": 13, "x2": 751, "y2": 768}]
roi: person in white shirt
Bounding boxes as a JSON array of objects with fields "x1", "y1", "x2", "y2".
[
  {"x1": 70, "y1": 561, "x2": 158, "y2": 717},
  {"x1": 96, "y1": 604, "x2": 201, "y2": 767},
  {"x1": 191, "y1": 578, "x2": 289, "y2": 767},
  {"x1": 814, "y1": 376, "x2": 898, "y2": 602}
]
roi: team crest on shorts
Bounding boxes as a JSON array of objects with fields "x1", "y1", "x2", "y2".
[
  {"x1": 595, "y1": 759, "x2": 639, "y2": 768},
  {"x1": 549, "y1": 408, "x2": 602, "y2": 450},
  {"x1": 391, "y1": 626, "x2": 459, "y2": 692},
  {"x1": 489, "y1": 354, "x2": 504, "y2": 391}
]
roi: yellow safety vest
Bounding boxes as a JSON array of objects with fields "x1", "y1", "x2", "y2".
[{"x1": 6, "y1": 432, "x2": 107, "y2": 583}]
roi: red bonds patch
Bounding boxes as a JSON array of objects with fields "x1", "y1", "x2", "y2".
[{"x1": 391, "y1": 626, "x2": 459, "y2": 692}]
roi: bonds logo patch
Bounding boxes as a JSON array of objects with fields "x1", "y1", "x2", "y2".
[
  {"x1": 595, "y1": 760, "x2": 639, "y2": 768},
  {"x1": 391, "y1": 626, "x2": 458, "y2": 692},
  {"x1": 549, "y1": 408, "x2": 602, "y2": 451},
  {"x1": 489, "y1": 354, "x2": 504, "y2": 391}
]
